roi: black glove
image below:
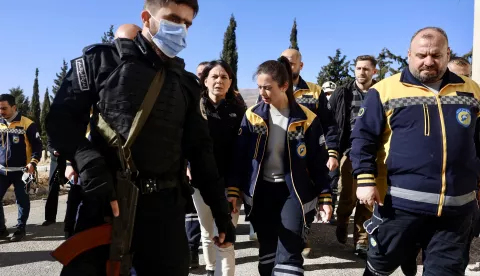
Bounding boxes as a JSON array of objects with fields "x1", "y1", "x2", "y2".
[{"x1": 215, "y1": 217, "x2": 236, "y2": 244}]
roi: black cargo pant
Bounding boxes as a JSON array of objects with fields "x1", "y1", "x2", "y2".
[
  {"x1": 44, "y1": 155, "x2": 66, "y2": 222},
  {"x1": 60, "y1": 187, "x2": 189, "y2": 276},
  {"x1": 250, "y1": 180, "x2": 306, "y2": 276},
  {"x1": 464, "y1": 204, "x2": 480, "y2": 271},
  {"x1": 63, "y1": 185, "x2": 83, "y2": 236},
  {"x1": 363, "y1": 198, "x2": 474, "y2": 276}
]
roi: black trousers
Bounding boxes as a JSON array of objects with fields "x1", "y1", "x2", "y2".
[
  {"x1": 44, "y1": 155, "x2": 66, "y2": 222},
  {"x1": 363, "y1": 198, "x2": 474, "y2": 276},
  {"x1": 60, "y1": 187, "x2": 190, "y2": 276},
  {"x1": 64, "y1": 185, "x2": 83, "y2": 235},
  {"x1": 250, "y1": 180, "x2": 306, "y2": 276}
]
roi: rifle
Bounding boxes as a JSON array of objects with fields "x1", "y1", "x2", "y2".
[{"x1": 51, "y1": 70, "x2": 166, "y2": 276}]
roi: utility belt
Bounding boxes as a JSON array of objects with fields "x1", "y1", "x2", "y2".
[{"x1": 136, "y1": 175, "x2": 178, "y2": 195}]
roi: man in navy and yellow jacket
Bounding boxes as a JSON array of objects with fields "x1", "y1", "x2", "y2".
[
  {"x1": 0, "y1": 94, "x2": 42, "y2": 242},
  {"x1": 351, "y1": 27, "x2": 480, "y2": 276}
]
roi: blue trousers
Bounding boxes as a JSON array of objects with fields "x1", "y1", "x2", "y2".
[
  {"x1": 250, "y1": 180, "x2": 306, "y2": 276},
  {"x1": 0, "y1": 173, "x2": 30, "y2": 229}
]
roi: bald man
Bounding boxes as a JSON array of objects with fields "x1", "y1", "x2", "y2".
[
  {"x1": 280, "y1": 49, "x2": 339, "y2": 169},
  {"x1": 114, "y1": 24, "x2": 141, "y2": 39},
  {"x1": 351, "y1": 26, "x2": 480, "y2": 276},
  {"x1": 448, "y1": 57, "x2": 472, "y2": 78}
]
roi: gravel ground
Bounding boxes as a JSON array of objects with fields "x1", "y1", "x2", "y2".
[{"x1": 0, "y1": 196, "x2": 479, "y2": 275}]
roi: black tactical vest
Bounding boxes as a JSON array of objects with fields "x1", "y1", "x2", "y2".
[{"x1": 94, "y1": 38, "x2": 190, "y2": 178}]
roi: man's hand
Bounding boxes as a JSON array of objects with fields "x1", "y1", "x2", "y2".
[
  {"x1": 53, "y1": 151, "x2": 60, "y2": 157},
  {"x1": 357, "y1": 186, "x2": 383, "y2": 208},
  {"x1": 65, "y1": 165, "x2": 78, "y2": 184},
  {"x1": 26, "y1": 163, "x2": 35, "y2": 174},
  {"x1": 213, "y1": 233, "x2": 233, "y2": 248},
  {"x1": 327, "y1": 157, "x2": 339, "y2": 171},
  {"x1": 316, "y1": 204, "x2": 333, "y2": 223},
  {"x1": 227, "y1": 197, "x2": 238, "y2": 214},
  {"x1": 110, "y1": 200, "x2": 119, "y2": 217}
]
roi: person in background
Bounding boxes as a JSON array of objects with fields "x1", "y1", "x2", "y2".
[
  {"x1": 328, "y1": 55, "x2": 379, "y2": 258},
  {"x1": 192, "y1": 60, "x2": 246, "y2": 276},
  {"x1": 448, "y1": 57, "x2": 471, "y2": 78},
  {"x1": 0, "y1": 94, "x2": 42, "y2": 242}
]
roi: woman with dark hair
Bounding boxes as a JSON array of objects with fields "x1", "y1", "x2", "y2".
[
  {"x1": 191, "y1": 60, "x2": 246, "y2": 276},
  {"x1": 228, "y1": 56, "x2": 332, "y2": 276}
]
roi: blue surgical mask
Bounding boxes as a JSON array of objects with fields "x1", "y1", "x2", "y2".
[{"x1": 148, "y1": 13, "x2": 188, "y2": 58}]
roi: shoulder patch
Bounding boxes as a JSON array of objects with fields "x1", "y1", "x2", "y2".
[
  {"x1": 358, "y1": 107, "x2": 366, "y2": 117},
  {"x1": 75, "y1": 58, "x2": 90, "y2": 91}
]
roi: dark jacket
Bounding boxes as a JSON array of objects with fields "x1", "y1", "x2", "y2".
[
  {"x1": 46, "y1": 34, "x2": 231, "y2": 222},
  {"x1": 228, "y1": 101, "x2": 332, "y2": 224},
  {"x1": 295, "y1": 76, "x2": 339, "y2": 159},
  {"x1": 329, "y1": 79, "x2": 376, "y2": 154},
  {"x1": 199, "y1": 94, "x2": 246, "y2": 186},
  {"x1": 351, "y1": 68, "x2": 480, "y2": 217},
  {"x1": 0, "y1": 113, "x2": 42, "y2": 174}
]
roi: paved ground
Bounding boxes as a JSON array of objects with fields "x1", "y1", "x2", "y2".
[{"x1": 0, "y1": 196, "x2": 479, "y2": 275}]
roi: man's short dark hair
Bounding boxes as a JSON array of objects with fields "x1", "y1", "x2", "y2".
[
  {"x1": 355, "y1": 55, "x2": 377, "y2": 67},
  {"x1": 0, "y1": 94, "x2": 16, "y2": 107},
  {"x1": 411, "y1": 27, "x2": 449, "y2": 46},
  {"x1": 449, "y1": 57, "x2": 471, "y2": 67},
  {"x1": 198, "y1": 61, "x2": 209, "y2": 67},
  {"x1": 144, "y1": 0, "x2": 199, "y2": 17}
]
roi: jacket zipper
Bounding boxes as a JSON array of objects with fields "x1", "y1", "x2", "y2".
[
  {"x1": 286, "y1": 121, "x2": 308, "y2": 227},
  {"x1": 248, "y1": 125, "x2": 268, "y2": 216},
  {"x1": 423, "y1": 104, "x2": 430, "y2": 136},
  {"x1": 434, "y1": 95, "x2": 448, "y2": 216},
  {"x1": 253, "y1": 134, "x2": 261, "y2": 159}
]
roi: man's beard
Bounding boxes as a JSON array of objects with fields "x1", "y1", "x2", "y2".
[
  {"x1": 411, "y1": 66, "x2": 446, "y2": 83},
  {"x1": 292, "y1": 71, "x2": 300, "y2": 80}
]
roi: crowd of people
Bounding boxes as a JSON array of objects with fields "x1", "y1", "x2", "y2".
[{"x1": 0, "y1": 0, "x2": 479, "y2": 276}]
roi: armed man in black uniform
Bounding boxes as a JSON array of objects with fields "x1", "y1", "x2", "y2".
[{"x1": 46, "y1": 0, "x2": 235, "y2": 275}]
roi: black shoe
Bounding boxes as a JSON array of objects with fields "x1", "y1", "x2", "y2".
[
  {"x1": 354, "y1": 243, "x2": 368, "y2": 259},
  {"x1": 206, "y1": 270, "x2": 214, "y2": 276},
  {"x1": 0, "y1": 226, "x2": 9, "y2": 239},
  {"x1": 335, "y1": 224, "x2": 348, "y2": 244},
  {"x1": 190, "y1": 250, "x2": 199, "y2": 269},
  {"x1": 10, "y1": 228, "x2": 25, "y2": 242},
  {"x1": 41, "y1": 220, "x2": 56, "y2": 226}
]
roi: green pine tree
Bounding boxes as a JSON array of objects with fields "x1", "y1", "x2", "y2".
[
  {"x1": 51, "y1": 59, "x2": 68, "y2": 101},
  {"x1": 384, "y1": 49, "x2": 408, "y2": 75},
  {"x1": 220, "y1": 14, "x2": 239, "y2": 90},
  {"x1": 376, "y1": 48, "x2": 394, "y2": 81},
  {"x1": 316, "y1": 49, "x2": 353, "y2": 87},
  {"x1": 289, "y1": 18, "x2": 299, "y2": 51},
  {"x1": 29, "y1": 68, "x2": 42, "y2": 133},
  {"x1": 40, "y1": 87, "x2": 51, "y2": 151},
  {"x1": 9, "y1": 87, "x2": 29, "y2": 115},
  {"x1": 101, "y1": 25, "x2": 115, "y2": 43}
]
